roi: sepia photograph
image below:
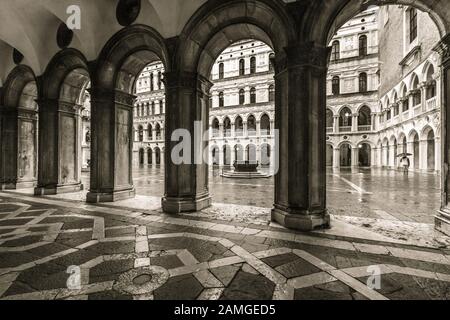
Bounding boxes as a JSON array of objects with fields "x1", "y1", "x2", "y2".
[{"x1": 0, "y1": 0, "x2": 449, "y2": 313}]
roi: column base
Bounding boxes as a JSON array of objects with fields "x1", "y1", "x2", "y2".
[
  {"x1": 86, "y1": 188, "x2": 135, "y2": 203},
  {"x1": 271, "y1": 206, "x2": 331, "y2": 231},
  {"x1": 34, "y1": 183, "x2": 83, "y2": 195},
  {"x1": 162, "y1": 193, "x2": 212, "y2": 214},
  {"x1": 435, "y1": 208, "x2": 450, "y2": 236}
]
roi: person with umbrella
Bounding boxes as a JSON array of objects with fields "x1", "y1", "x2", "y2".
[{"x1": 398, "y1": 153, "x2": 412, "y2": 175}]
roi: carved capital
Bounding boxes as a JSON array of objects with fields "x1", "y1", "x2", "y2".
[
  {"x1": 277, "y1": 42, "x2": 330, "y2": 73},
  {"x1": 164, "y1": 71, "x2": 213, "y2": 96}
]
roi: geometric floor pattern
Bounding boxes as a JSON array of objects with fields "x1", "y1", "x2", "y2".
[{"x1": 1, "y1": 195, "x2": 450, "y2": 300}]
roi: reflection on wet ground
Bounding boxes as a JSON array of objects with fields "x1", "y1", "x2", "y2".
[{"x1": 81, "y1": 166, "x2": 440, "y2": 224}]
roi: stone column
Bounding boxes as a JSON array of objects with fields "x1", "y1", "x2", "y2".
[
  {"x1": 0, "y1": 106, "x2": 18, "y2": 189},
  {"x1": 143, "y1": 148, "x2": 148, "y2": 165},
  {"x1": 35, "y1": 99, "x2": 83, "y2": 195},
  {"x1": 86, "y1": 88, "x2": 135, "y2": 203},
  {"x1": 436, "y1": 34, "x2": 450, "y2": 235},
  {"x1": 272, "y1": 43, "x2": 330, "y2": 231},
  {"x1": 333, "y1": 148, "x2": 340, "y2": 168},
  {"x1": 162, "y1": 71, "x2": 212, "y2": 213},
  {"x1": 351, "y1": 147, "x2": 359, "y2": 167},
  {"x1": 333, "y1": 115, "x2": 339, "y2": 133},
  {"x1": 351, "y1": 114, "x2": 358, "y2": 132},
  {"x1": 420, "y1": 82, "x2": 427, "y2": 112}
]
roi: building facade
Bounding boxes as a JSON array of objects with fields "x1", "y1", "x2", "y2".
[
  {"x1": 132, "y1": 40, "x2": 276, "y2": 170},
  {"x1": 133, "y1": 62, "x2": 166, "y2": 167},
  {"x1": 326, "y1": 6, "x2": 442, "y2": 173}
]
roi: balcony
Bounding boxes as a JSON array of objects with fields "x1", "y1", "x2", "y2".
[
  {"x1": 358, "y1": 125, "x2": 371, "y2": 132},
  {"x1": 339, "y1": 126, "x2": 351, "y2": 133},
  {"x1": 326, "y1": 127, "x2": 333, "y2": 134},
  {"x1": 413, "y1": 105, "x2": 422, "y2": 117},
  {"x1": 247, "y1": 129, "x2": 257, "y2": 137},
  {"x1": 427, "y1": 97, "x2": 437, "y2": 111},
  {"x1": 224, "y1": 130, "x2": 232, "y2": 137}
]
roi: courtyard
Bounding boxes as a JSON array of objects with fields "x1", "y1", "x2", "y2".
[{"x1": 0, "y1": 168, "x2": 449, "y2": 300}]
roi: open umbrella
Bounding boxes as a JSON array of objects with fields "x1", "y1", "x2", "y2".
[{"x1": 396, "y1": 153, "x2": 412, "y2": 157}]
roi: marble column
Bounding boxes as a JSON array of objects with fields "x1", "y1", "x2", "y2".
[
  {"x1": 333, "y1": 148, "x2": 340, "y2": 168},
  {"x1": 86, "y1": 88, "x2": 136, "y2": 203},
  {"x1": 35, "y1": 100, "x2": 83, "y2": 195},
  {"x1": 351, "y1": 114, "x2": 358, "y2": 132},
  {"x1": 271, "y1": 43, "x2": 330, "y2": 231},
  {"x1": 333, "y1": 115, "x2": 339, "y2": 133},
  {"x1": 162, "y1": 71, "x2": 212, "y2": 213},
  {"x1": 351, "y1": 147, "x2": 359, "y2": 167},
  {"x1": 436, "y1": 34, "x2": 450, "y2": 235}
]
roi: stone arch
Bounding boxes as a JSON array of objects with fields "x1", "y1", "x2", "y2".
[
  {"x1": 87, "y1": 25, "x2": 170, "y2": 203},
  {"x1": 94, "y1": 24, "x2": 170, "y2": 93},
  {"x1": 178, "y1": 0, "x2": 296, "y2": 77},
  {"x1": 316, "y1": 0, "x2": 449, "y2": 47},
  {"x1": 0, "y1": 65, "x2": 38, "y2": 190},
  {"x1": 339, "y1": 142, "x2": 352, "y2": 167}
]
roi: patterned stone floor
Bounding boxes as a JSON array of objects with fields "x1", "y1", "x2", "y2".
[{"x1": 0, "y1": 193, "x2": 449, "y2": 300}]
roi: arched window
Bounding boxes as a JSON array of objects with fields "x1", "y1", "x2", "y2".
[
  {"x1": 402, "y1": 85, "x2": 409, "y2": 112},
  {"x1": 150, "y1": 73, "x2": 154, "y2": 91},
  {"x1": 159, "y1": 100, "x2": 163, "y2": 114},
  {"x1": 250, "y1": 87, "x2": 256, "y2": 104},
  {"x1": 139, "y1": 148, "x2": 144, "y2": 165},
  {"x1": 426, "y1": 65, "x2": 436, "y2": 99},
  {"x1": 332, "y1": 76, "x2": 340, "y2": 95},
  {"x1": 359, "y1": 35, "x2": 368, "y2": 57},
  {"x1": 219, "y1": 92, "x2": 224, "y2": 107},
  {"x1": 331, "y1": 41, "x2": 340, "y2": 61},
  {"x1": 147, "y1": 124, "x2": 153, "y2": 140},
  {"x1": 260, "y1": 114, "x2": 270, "y2": 135},
  {"x1": 269, "y1": 53, "x2": 275, "y2": 72},
  {"x1": 138, "y1": 125, "x2": 144, "y2": 142},
  {"x1": 235, "y1": 116, "x2": 243, "y2": 136},
  {"x1": 85, "y1": 129, "x2": 91, "y2": 143},
  {"x1": 219, "y1": 63, "x2": 224, "y2": 79},
  {"x1": 358, "y1": 106, "x2": 371, "y2": 129},
  {"x1": 235, "y1": 145, "x2": 244, "y2": 163},
  {"x1": 326, "y1": 109, "x2": 333, "y2": 129},
  {"x1": 268, "y1": 85, "x2": 275, "y2": 102},
  {"x1": 212, "y1": 118, "x2": 220, "y2": 137},
  {"x1": 239, "y1": 89, "x2": 245, "y2": 105},
  {"x1": 224, "y1": 117, "x2": 231, "y2": 137},
  {"x1": 246, "y1": 144, "x2": 257, "y2": 163},
  {"x1": 339, "y1": 107, "x2": 352, "y2": 130},
  {"x1": 157, "y1": 71, "x2": 162, "y2": 90},
  {"x1": 147, "y1": 148, "x2": 153, "y2": 165},
  {"x1": 412, "y1": 75, "x2": 421, "y2": 106},
  {"x1": 151, "y1": 101, "x2": 155, "y2": 115},
  {"x1": 155, "y1": 148, "x2": 161, "y2": 165},
  {"x1": 409, "y1": 8, "x2": 417, "y2": 43},
  {"x1": 155, "y1": 123, "x2": 161, "y2": 140},
  {"x1": 223, "y1": 145, "x2": 231, "y2": 166},
  {"x1": 359, "y1": 73, "x2": 367, "y2": 92},
  {"x1": 247, "y1": 115, "x2": 256, "y2": 136},
  {"x1": 250, "y1": 56, "x2": 256, "y2": 74},
  {"x1": 239, "y1": 59, "x2": 245, "y2": 76}
]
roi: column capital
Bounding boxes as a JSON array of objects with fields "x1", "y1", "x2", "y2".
[
  {"x1": 276, "y1": 42, "x2": 330, "y2": 74},
  {"x1": 164, "y1": 71, "x2": 213, "y2": 95}
]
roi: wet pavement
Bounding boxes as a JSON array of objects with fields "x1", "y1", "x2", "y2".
[
  {"x1": 83, "y1": 166, "x2": 440, "y2": 225},
  {"x1": 0, "y1": 193, "x2": 449, "y2": 300}
]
